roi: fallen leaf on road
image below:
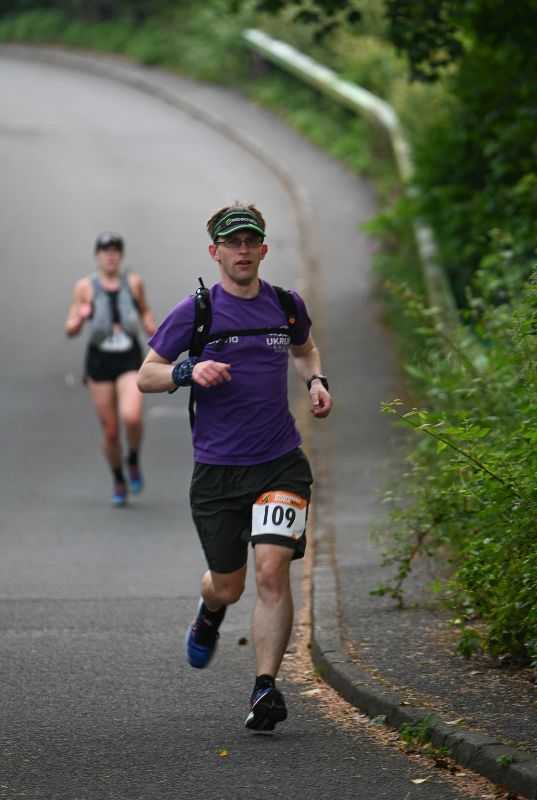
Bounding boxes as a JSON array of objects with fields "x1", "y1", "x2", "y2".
[
  {"x1": 446, "y1": 718, "x2": 465, "y2": 725},
  {"x1": 300, "y1": 688, "x2": 321, "y2": 696},
  {"x1": 411, "y1": 777, "x2": 430, "y2": 784},
  {"x1": 219, "y1": 749, "x2": 229, "y2": 757}
]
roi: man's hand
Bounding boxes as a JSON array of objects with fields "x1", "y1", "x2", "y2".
[
  {"x1": 192, "y1": 360, "x2": 232, "y2": 388},
  {"x1": 309, "y1": 381, "x2": 333, "y2": 418}
]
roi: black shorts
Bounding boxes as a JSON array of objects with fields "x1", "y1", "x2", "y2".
[
  {"x1": 85, "y1": 340, "x2": 142, "y2": 383},
  {"x1": 190, "y1": 448, "x2": 313, "y2": 574}
]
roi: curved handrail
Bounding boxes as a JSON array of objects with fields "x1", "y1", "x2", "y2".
[{"x1": 242, "y1": 28, "x2": 458, "y2": 328}]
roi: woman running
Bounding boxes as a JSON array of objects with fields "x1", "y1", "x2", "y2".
[{"x1": 65, "y1": 232, "x2": 156, "y2": 506}]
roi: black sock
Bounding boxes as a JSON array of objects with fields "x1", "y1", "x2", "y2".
[
  {"x1": 200, "y1": 602, "x2": 226, "y2": 628},
  {"x1": 112, "y1": 467, "x2": 125, "y2": 483},
  {"x1": 127, "y1": 450, "x2": 138, "y2": 467},
  {"x1": 255, "y1": 674, "x2": 275, "y2": 692}
]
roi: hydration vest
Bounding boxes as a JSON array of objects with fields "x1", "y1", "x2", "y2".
[
  {"x1": 89, "y1": 271, "x2": 140, "y2": 346},
  {"x1": 187, "y1": 278, "x2": 299, "y2": 427}
]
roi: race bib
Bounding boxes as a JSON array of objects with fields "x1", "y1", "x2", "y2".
[
  {"x1": 98, "y1": 329, "x2": 133, "y2": 353},
  {"x1": 251, "y1": 491, "x2": 308, "y2": 540}
]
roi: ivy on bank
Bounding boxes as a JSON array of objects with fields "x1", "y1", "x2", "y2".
[{"x1": 375, "y1": 272, "x2": 537, "y2": 667}]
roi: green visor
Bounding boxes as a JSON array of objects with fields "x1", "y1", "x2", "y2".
[{"x1": 212, "y1": 210, "x2": 265, "y2": 241}]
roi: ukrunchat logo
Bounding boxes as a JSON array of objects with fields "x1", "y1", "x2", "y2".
[{"x1": 266, "y1": 334, "x2": 290, "y2": 351}]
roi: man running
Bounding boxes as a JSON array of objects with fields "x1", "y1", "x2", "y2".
[
  {"x1": 65, "y1": 232, "x2": 156, "y2": 506},
  {"x1": 137, "y1": 203, "x2": 332, "y2": 730}
]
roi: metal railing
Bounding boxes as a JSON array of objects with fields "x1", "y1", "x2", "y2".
[{"x1": 242, "y1": 28, "x2": 459, "y2": 328}]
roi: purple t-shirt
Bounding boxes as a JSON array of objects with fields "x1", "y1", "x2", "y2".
[{"x1": 148, "y1": 280, "x2": 311, "y2": 465}]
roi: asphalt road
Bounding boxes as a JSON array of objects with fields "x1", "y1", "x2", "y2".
[{"x1": 0, "y1": 50, "x2": 484, "y2": 800}]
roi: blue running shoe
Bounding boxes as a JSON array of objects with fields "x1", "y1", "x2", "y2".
[
  {"x1": 245, "y1": 685, "x2": 287, "y2": 731},
  {"x1": 127, "y1": 465, "x2": 144, "y2": 494},
  {"x1": 185, "y1": 599, "x2": 226, "y2": 669},
  {"x1": 111, "y1": 481, "x2": 128, "y2": 507}
]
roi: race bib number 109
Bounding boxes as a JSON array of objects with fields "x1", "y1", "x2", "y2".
[{"x1": 251, "y1": 491, "x2": 308, "y2": 540}]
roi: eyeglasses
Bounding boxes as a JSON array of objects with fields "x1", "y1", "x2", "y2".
[{"x1": 216, "y1": 235, "x2": 264, "y2": 250}]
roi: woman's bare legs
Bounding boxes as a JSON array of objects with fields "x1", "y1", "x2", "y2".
[{"x1": 86, "y1": 379, "x2": 122, "y2": 469}]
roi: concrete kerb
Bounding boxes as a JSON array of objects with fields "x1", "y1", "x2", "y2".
[{"x1": 311, "y1": 531, "x2": 537, "y2": 799}]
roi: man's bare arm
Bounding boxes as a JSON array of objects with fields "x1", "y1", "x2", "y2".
[
  {"x1": 291, "y1": 335, "x2": 333, "y2": 418},
  {"x1": 137, "y1": 348, "x2": 176, "y2": 393},
  {"x1": 137, "y1": 349, "x2": 232, "y2": 393}
]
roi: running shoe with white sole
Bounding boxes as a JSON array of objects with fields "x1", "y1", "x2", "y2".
[
  {"x1": 245, "y1": 685, "x2": 287, "y2": 731},
  {"x1": 185, "y1": 599, "x2": 226, "y2": 669}
]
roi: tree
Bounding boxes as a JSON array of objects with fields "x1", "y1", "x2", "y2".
[
  {"x1": 385, "y1": 0, "x2": 537, "y2": 82},
  {"x1": 250, "y1": 0, "x2": 361, "y2": 39},
  {"x1": 384, "y1": 0, "x2": 537, "y2": 302}
]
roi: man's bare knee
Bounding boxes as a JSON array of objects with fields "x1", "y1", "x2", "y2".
[
  {"x1": 218, "y1": 583, "x2": 245, "y2": 605},
  {"x1": 204, "y1": 569, "x2": 246, "y2": 606},
  {"x1": 255, "y1": 553, "x2": 291, "y2": 597}
]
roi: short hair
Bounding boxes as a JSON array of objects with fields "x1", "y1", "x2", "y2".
[{"x1": 206, "y1": 202, "x2": 266, "y2": 241}]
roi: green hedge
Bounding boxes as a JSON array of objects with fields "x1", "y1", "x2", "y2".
[
  {"x1": 0, "y1": 4, "x2": 255, "y2": 79},
  {"x1": 377, "y1": 271, "x2": 537, "y2": 666}
]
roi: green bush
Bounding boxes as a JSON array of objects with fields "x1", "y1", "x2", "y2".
[
  {"x1": 327, "y1": 31, "x2": 403, "y2": 99},
  {"x1": 0, "y1": 8, "x2": 66, "y2": 40},
  {"x1": 411, "y1": 43, "x2": 537, "y2": 308},
  {"x1": 376, "y1": 271, "x2": 537, "y2": 666},
  {"x1": 0, "y1": 2, "x2": 255, "y2": 80}
]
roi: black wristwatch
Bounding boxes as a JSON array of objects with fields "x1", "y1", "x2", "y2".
[{"x1": 307, "y1": 374, "x2": 329, "y2": 391}]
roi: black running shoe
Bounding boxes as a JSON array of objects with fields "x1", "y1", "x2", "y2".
[{"x1": 245, "y1": 685, "x2": 287, "y2": 731}]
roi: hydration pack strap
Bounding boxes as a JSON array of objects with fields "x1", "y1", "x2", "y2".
[
  {"x1": 205, "y1": 325, "x2": 292, "y2": 351},
  {"x1": 187, "y1": 278, "x2": 299, "y2": 429}
]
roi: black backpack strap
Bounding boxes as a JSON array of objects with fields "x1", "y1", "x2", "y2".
[
  {"x1": 204, "y1": 325, "x2": 291, "y2": 351},
  {"x1": 189, "y1": 277, "x2": 212, "y2": 357},
  {"x1": 272, "y1": 285, "x2": 299, "y2": 343},
  {"x1": 188, "y1": 278, "x2": 211, "y2": 429}
]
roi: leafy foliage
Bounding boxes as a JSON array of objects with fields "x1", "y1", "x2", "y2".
[
  {"x1": 411, "y1": 43, "x2": 537, "y2": 306},
  {"x1": 384, "y1": 0, "x2": 463, "y2": 81},
  {"x1": 250, "y1": 0, "x2": 361, "y2": 40},
  {"x1": 0, "y1": 2, "x2": 254, "y2": 78},
  {"x1": 0, "y1": 0, "x2": 181, "y2": 20},
  {"x1": 383, "y1": 0, "x2": 537, "y2": 304},
  {"x1": 399, "y1": 713, "x2": 437, "y2": 746},
  {"x1": 376, "y1": 272, "x2": 537, "y2": 666}
]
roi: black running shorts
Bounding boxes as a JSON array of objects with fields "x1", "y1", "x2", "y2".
[
  {"x1": 84, "y1": 340, "x2": 143, "y2": 382},
  {"x1": 190, "y1": 448, "x2": 313, "y2": 574}
]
